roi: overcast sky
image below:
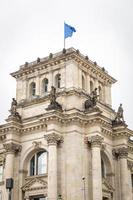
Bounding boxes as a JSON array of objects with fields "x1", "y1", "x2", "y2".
[{"x1": 0, "y1": 0, "x2": 133, "y2": 129}]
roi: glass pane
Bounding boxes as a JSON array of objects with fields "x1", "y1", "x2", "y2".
[
  {"x1": 30, "y1": 155, "x2": 35, "y2": 176},
  {"x1": 37, "y1": 151, "x2": 47, "y2": 175}
]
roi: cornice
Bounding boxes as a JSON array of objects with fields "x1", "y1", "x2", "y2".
[
  {"x1": 0, "y1": 110, "x2": 113, "y2": 137},
  {"x1": 11, "y1": 48, "x2": 116, "y2": 84},
  {"x1": 112, "y1": 126, "x2": 133, "y2": 139}
]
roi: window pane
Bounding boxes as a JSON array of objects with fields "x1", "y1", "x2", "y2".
[
  {"x1": 0, "y1": 166, "x2": 3, "y2": 182},
  {"x1": 37, "y1": 152, "x2": 47, "y2": 175},
  {"x1": 30, "y1": 155, "x2": 35, "y2": 176}
]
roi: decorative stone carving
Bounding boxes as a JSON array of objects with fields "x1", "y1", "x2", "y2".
[
  {"x1": 88, "y1": 135, "x2": 103, "y2": 147},
  {"x1": 22, "y1": 177, "x2": 47, "y2": 192},
  {"x1": 44, "y1": 133, "x2": 63, "y2": 145},
  {"x1": 46, "y1": 86, "x2": 62, "y2": 111},
  {"x1": 8, "y1": 98, "x2": 21, "y2": 121},
  {"x1": 84, "y1": 88, "x2": 100, "y2": 112},
  {"x1": 32, "y1": 141, "x2": 41, "y2": 149},
  {"x1": 0, "y1": 155, "x2": 5, "y2": 166},
  {"x1": 3, "y1": 142, "x2": 22, "y2": 153},
  {"x1": 112, "y1": 147, "x2": 128, "y2": 159},
  {"x1": 127, "y1": 160, "x2": 133, "y2": 171},
  {"x1": 112, "y1": 104, "x2": 125, "y2": 125}
]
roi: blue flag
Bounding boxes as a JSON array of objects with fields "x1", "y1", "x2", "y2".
[{"x1": 64, "y1": 23, "x2": 76, "y2": 39}]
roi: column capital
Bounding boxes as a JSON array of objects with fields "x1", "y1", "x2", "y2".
[
  {"x1": 89, "y1": 135, "x2": 103, "y2": 148},
  {"x1": 112, "y1": 147, "x2": 128, "y2": 159},
  {"x1": 3, "y1": 142, "x2": 22, "y2": 153},
  {"x1": 44, "y1": 133, "x2": 63, "y2": 145}
]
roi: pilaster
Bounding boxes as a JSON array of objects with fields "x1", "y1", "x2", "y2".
[
  {"x1": 112, "y1": 147, "x2": 131, "y2": 200},
  {"x1": 89, "y1": 135, "x2": 103, "y2": 200},
  {"x1": 44, "y1": 133, "x2": 63, "y2": 200}
]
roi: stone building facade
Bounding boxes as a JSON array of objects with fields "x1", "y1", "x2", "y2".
[{"x1": 0, "y1": 47, "x2": 133, "y2": 200}]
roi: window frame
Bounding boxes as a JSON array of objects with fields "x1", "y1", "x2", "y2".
[{"x1": 29, "y1": 151, "x2": 48, "y2": 176}]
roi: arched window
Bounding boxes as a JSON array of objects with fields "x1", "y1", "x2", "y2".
[
  {"x1": 30, "y1": 82, "x2": 36, "y2": 97},
  {"x1": 30, "y1": 151, "x2": 47, "y2": 176},
  {"x1": 42, "y1": 78, "x2": 48, "y2": 94},
  {"x1": 55, "y1": 74, "x2": 61, "y2": 89},
  {"x1": 101, "y1": 159, "x2": 106, "y2": 178},
  {"x1": 98, "y1": 86, "x2": 102, "y2": 101},
  {"x1": 82, "y1": 75, "x2": 85, "y2": 90},
  {"x1": 90, "y1": 81, "x2": 94, "y2": 93}
]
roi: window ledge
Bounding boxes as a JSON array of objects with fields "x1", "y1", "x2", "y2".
[{"x1": 25, "y1": 174, "x2": 48, "y2": 181}]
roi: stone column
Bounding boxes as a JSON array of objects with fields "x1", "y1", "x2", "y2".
[
  {"x1": 3, "y1": 142, "x2": 22, "y2": 179},
  {"x1": 113, "y1": 147, "x2": 131, "y2": 200},
  {"x1": 44, "y1": 133, "x2": 63, "y2": 200},
  {"x1": 89, "y1": 135, "x2": 103, "y2": 200},
  {"x1": 127, "y1": 161, "x2": 133, "y2": 200},
  {"x1": 3, "y1": 142, "x2": 22, "y2": 200}
]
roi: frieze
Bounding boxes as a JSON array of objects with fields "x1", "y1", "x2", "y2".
[
  {"x1": 44, "y1": 133, "x2": 63, "y2": 145},
  {"x1": 3, "y1": 142, "x2": 22, "y2": 153}
]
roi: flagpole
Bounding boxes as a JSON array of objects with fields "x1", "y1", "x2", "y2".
[{"x1": 64, "y1": 21, "x2": 65, "y2": 49}]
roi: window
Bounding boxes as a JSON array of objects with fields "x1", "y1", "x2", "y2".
[
  {"x1": 90, "y1": 81, "x2": 94, "y2": 93},
  {"x1": 42, "y1": 78, "x2": 48, "y2": 94},
  {"x1": 0, "y1": 166, "x2": 3, "y2": 182},
  {"x1": 33, "y1": 197, "x2": 47, "y2": 200},
  {"x1": 55, "y1": 74, "x2": 61, "y2": 89},
  {"x1": 101, "y1": 159, "x2": 105, "y2": 178},
  {"x1": 30, "y1": 151, "x2": 47, "y2": 176},
  {"x1": 30, "y1": 82, "x2": 36, "y2": 97},
  {"x1": 98, "y1": 86, "x2": 103, "y2": 101},
  {"x1": 131, "y1": 174, "x2": 133, "y2": 187},
  {"x1": 82, "y1": 75, "x2": 85, "y2": 90}
]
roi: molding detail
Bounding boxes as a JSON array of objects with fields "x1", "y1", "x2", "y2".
[
  {"x1": 44, "y1": 133, "x2": 63, "y2": 145},
  {"x1": 112, "y1": 147, "x2": 128, "y2": 159},
  {"x1": 88, "y1": 135, "x2": 103, "y2": 147},
  {"x1": 3, "y1": 142, "x2": 22, "y2": 153},
  {"x1": 32, "y1": 141, "x2": 41, "y2": 149},
  {"x1": 127, "y1": 160, "x2": 133, "y2": 171}
]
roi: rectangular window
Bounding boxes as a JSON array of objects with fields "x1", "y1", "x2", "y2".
[
  {"x1": 131, "y1": 174, "x2": 133, "y2": 187},
  {"x1": 0, "y1": 166, "x2": 3, "y2": 182}
]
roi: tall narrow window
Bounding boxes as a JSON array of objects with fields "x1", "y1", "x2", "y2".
[
  {"x1": 29, "y1": 151, "x2": 47, "y2": 176},
  {"x1": 55, "y1": 74, "x2": 61, "y2": 89},
  {"x1": 82, "y1": 75, "x2": 85, "y2": 90},
  {"x1": 42, "y1": 78, "x2": 48, "y2": 94},
  {"x1": 90, "y1": 81, "x2": 94, "y2": 93},
  {"x1": 101, "y1": 159, "x2": 105, "y2": 178},
  {"x1": 0, "y1": 165, "x2": 3, "y2": 182},
  {"x1": 131, "y1": 174, "x2": 133, "y2": 187},
  {"x1": 98, "y1": 86, "x2": 102, "y2": 101},
  {"x1": 30, "y1": 82, "x2": 36, "y2": 97}
]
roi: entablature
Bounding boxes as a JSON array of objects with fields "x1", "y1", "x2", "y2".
[{"x1": 11, "y1": 48, "x2": 116, "y2": 85}]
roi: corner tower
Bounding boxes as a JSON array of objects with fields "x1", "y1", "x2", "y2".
[{"x1": 0, "y1": 48, "x2": 133, "y2": 200}]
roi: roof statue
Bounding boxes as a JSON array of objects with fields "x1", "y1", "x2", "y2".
[
  {"x1": 112, "y1": 104, "x2": 125, "y2": 125},
  {"x1": 84, "y1": 88, "x2": 100, "y2": 112},
  {"x1": 46, "y1": 86, "x2": 62, "y2": 111},
  {"x1": 8, "y1": 98, "x2": 21, "y2": 120}
]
